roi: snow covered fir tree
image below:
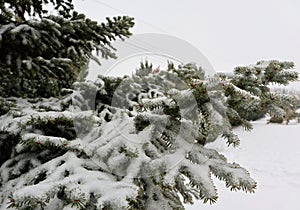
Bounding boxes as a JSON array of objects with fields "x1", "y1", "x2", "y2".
[
  {"x1": 0, "y1": 1, "x2": 299, "y2": 209},
  {"x1": 1, "y1": 60, "x2": 298, "y2": 209},
  {"x1": 219, "y1": 60, "x2": 298, "y2": 126},
  {"x1": 0, "y1": 0, "x2": 134, "y2": 98}
]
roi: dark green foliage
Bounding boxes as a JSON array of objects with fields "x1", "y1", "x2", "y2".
[
  {"x1": 33, "y1": 170, "x2": 47, "y2": 184},
  {"x1": 262, "y1": 61, "x2": 298, "y2": 85},
  {"x1": 0, "y1": 131, "x2": 20, "y2": 166},
  {"x1": 0, "y1": 0, "x2": 134, "y2": 98},
  {"x1": 225, "y1": 60, "x2": 298, "y2": 124},
  {"x1": 0, "y1": 98, "x2": 15, "y2": 116},
  {"x1": 18, "y1": 136, "x2": 67, "y2": 155},
  {"x1": 135, "y1": 60, "x2": 153, "y2": 77},
  {"x1": 190, "y1": 81, "x2": 210, "y2": 106},
  {"x1": 27, "y1": 115, "x2": 76, "y2": 140},
  {"x1": 226, "y1": 107, "x2": 253, "y2": 129},
  {"x1": 7, "y1": 194, "x2": 49, "y2": 210},
  {"x1": 96, "y1": 76, "x2": 124, "y2": 105},
  {"x1": 167, "y1": 62, "x2": 205, "y2": 84},
  {"x1": 8, "y1": 159, "x2": 32, "y2": 180},
  {"x1": 128, "y1": 178, "x2": 150, "y2": 210},
  {"x1": 162, "y1": 104, "x2": 181, "y2": 120},
  {"x1": 134, "y1": 115, "x2": 150, "y2": 132},
  {"x1": 0, "y1": 0, "x2": 74, "y2": 22}
]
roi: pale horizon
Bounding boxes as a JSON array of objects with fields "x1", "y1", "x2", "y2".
[{"x1": 74, "y1": 0, "x2": 300, "y2": 74}]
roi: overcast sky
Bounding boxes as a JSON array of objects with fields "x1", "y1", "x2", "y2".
[{"x1": 73, "y1": 0, "x2": 300, "y2": 74}]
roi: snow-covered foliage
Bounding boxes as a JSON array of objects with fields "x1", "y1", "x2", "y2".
[
  {"x1": 1, "y1": 2, "x2": 297, "y2": 209},
  {"x1": 0, "y1": 63, "x2": 257, "y2": 210},
  {"x1": 187, "y1": 118, "x2": 300, "y2": 210},
  {"x1": 270, "y1": 84, "x2": 300, "y2": 108},
  {"x1": 219, "y1": 60, "x2": 298, "y2": 125},
  {"x1": 0, "y1": 1, "x2": 134, "y2": 98}
]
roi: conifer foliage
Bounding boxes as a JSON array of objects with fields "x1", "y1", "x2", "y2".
[
  {"x1": 0, "y1": 62, "x2": 260, "y2": 210},
  {"x1": 0, "y1": 1, "x2": 298, "y2": 209},
  {"x1": 0, "y1": 0, "x2": 134, "y2": 97},
  {"x1": 0, "y1": 58, "x2": 298, "y2": 209},
  {"x1": 221, "y1": 61, "x2": 298, "y2": 125}
]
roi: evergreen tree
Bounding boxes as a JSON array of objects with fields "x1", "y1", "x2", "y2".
[
  {"x1": 0, "y1": 0, "x2": 134, "y2": 97},
  {"x1": 0, "y1": 2, "x2": 298, "y2": 208},
  {"x1": 219, "y1": 60, "x2": 298, "y2": 126},
  {"x1": 0, "y1": 63, "x2": 257, "y2": 209}
]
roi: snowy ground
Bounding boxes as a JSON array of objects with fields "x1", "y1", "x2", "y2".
[{"x1": 186, "y1": 118, "x2": 300, "y2": 210}]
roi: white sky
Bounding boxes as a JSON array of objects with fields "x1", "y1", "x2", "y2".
[{"x1": 73, "y1": 0, "x2": 300, "y2": 74}]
